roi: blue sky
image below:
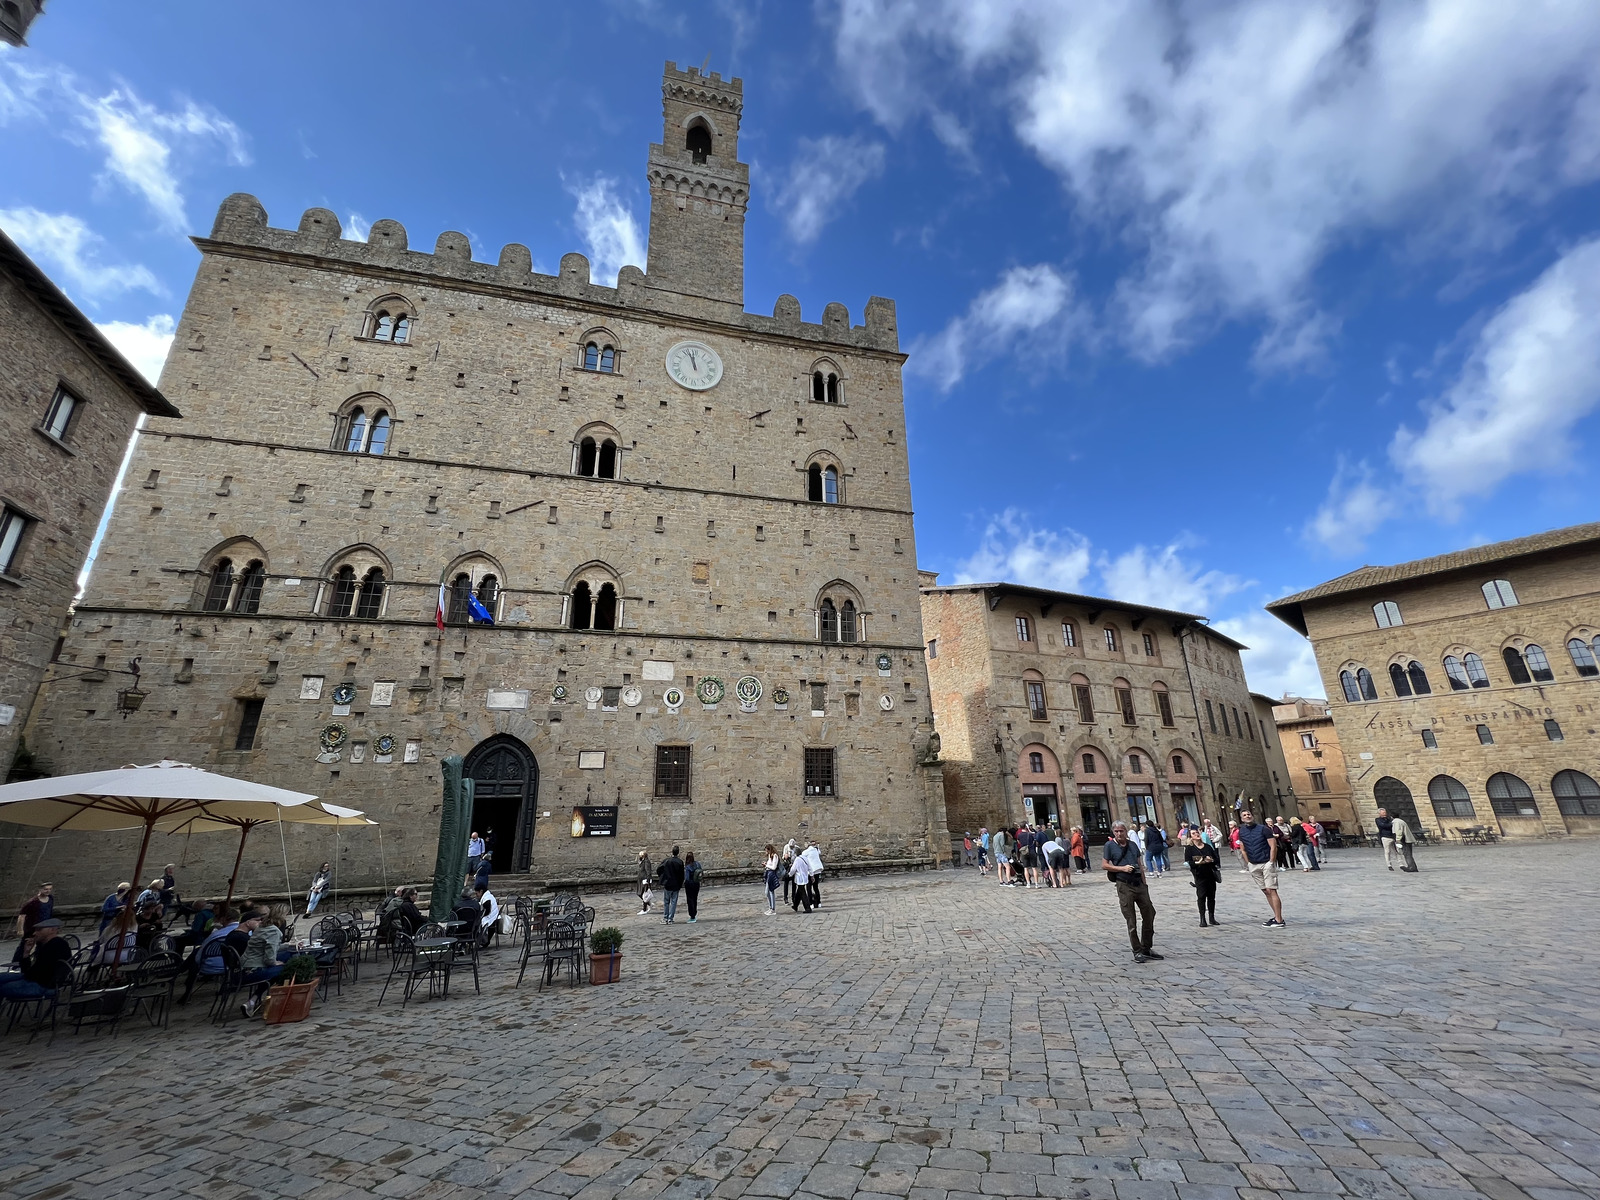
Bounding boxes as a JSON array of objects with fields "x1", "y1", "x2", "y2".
[{"x1": 5, "y1": 1, "x2": 1600, "y2": 699}]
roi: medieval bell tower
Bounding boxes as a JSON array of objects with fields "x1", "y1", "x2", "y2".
[{"x1": 646, "y1": 62, "x2": 749, "y2": 311}]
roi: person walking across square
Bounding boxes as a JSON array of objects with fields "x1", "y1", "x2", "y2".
[
  {"x1": 684, "y1": 851, "x2": 704, "y2": 922},
  {"x1": 789, "y1": 851, "x2": 814, "y2": 913},
  {"x1": 1392, "y1": 814, "x2": 1420, "y2": 872},
  {"x1": 1102, "y1": 822, "x2": 1161, "y2": 963},
  {"x1": 656, "y1": 847, "x2": 685, "y2": 924},
  {"x1": 1236, "y1": 809, "x2": 1286, "y2": 927},
  {"x1": 1184, "y1": 829, "x2": 1221, "y2": 926}
]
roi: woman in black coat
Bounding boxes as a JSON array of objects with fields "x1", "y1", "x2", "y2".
[{"x1": 1184, "y1": 830, "x2": 1221, "y2": 926}]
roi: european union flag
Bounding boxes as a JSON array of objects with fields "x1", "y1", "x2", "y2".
[{"x1": 468, "y1": 594, "x2": 495, "y2": 624}]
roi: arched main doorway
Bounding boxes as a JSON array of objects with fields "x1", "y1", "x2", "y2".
[
  {"x1": 1373, "y1": 775, "x2": 1422, "y2": 832},
  {"x1": 464, "y1": 735, "x2": 539, "y2": 872}
]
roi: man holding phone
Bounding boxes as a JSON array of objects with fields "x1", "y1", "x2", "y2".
[{"x1": 1102, "y1": 822, "x2": 1161, "y2": 963}]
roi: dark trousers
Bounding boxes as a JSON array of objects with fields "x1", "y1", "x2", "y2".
[
  {"x1": 791, "y1": 881, "x2": 813, "y2": 912},
  {"x1": 782, "y1": 871, "x2": 793, "y2": 903},
  {"x1": 685, "y1": 885, "x2": 700, "y2": 919},
  {"x1": 808, "y1": 876, "x2": 821, "y2": 908},
  {"x1": 1399, "y1": 843, "x2": 1419, "y2": 872},
  {"x1": 1116, "y1": 881, "x2": 1155, "y2": 955},
  {"x1": 1194, "y1": 876, "x2": 1217, "y2": 922}
]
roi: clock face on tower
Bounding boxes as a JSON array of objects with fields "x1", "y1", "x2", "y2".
[{"x1": 665, "y1": 340, "x2": 724, "y2": 391}]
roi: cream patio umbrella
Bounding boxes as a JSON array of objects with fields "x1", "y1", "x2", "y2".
[{"x1": 0, "y1": 760, "x2": 321, "y2": 925}]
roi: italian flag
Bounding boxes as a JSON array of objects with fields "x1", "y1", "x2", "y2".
[{"x1": 435, "y1": 582, "x2": 446, "y2": 630}]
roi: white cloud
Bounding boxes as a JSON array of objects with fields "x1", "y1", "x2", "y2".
[
  {"x1": 1391, "y1": 236, "x2": 1600, "y2": 514},
  {"x1": 833, "y1": 0, "x2": 1600, "y2": 366},
  {"x1": 567, "y1": 176, "x2": 646, "y2": 286},
  {"x1": 1099, "y1": 541, "x2": 1246, "y2": 616},
  {"x1": 953, "y1": 508, "x2": 1092, "y2": 593},
  {"x1": 1304, "y1": 458, "x2": 1398, "y2": 555},
  {"x1": 0, "y1": 58, "x2": 246, "y2": 232},
  {"x1": 1213, "y1": 609, "x2": 1326, "y2": 702},
  {"x1": 0, "y1": 207, "x2": 159, "y2": 299},
  {"x1": 345, "y1": 212, "x2": 370, "y2": 242},
  {"x1": 910, "y1": 263, "x2": 1080, "y2": 391},
  {"x1": 95, "y1": 314, "x2": 175, "y2": 385},
  {"x1": 769, "y1": 134, "x2": 885, "y2": 244}
]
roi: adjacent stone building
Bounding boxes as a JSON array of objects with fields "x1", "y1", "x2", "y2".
[
  {"x1": 1268, "y1": 522, "x2": 1600, "y2": 838},
  {"x1": 16, "y1": 64, "x2": 948, "y2": 901},
  {"x1": 0, "y1": 228, "x2": 179, "y2": 775},
  {"x1": 920, "y1": 579, "x2": 1274, "y2": 843},
  {"x1": 1270, "y1": 696, "x2": 1360, "y2": 834},
  {"x1": 1249, "y1": 692, "x2": 1296, "y2": 818}
]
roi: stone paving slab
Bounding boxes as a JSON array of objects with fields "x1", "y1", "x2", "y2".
[{"x1": 0, "y1": 841, "x2": 1597, "y2": 1200}]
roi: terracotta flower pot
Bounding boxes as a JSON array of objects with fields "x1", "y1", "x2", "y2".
[
  {"x1": 589, "y1": 951, "x2": 622, "y2": 984},
  {"x1": 262, "y1": 978, "x2": 318, "y2": 1023}
]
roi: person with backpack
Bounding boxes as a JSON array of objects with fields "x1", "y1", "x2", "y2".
[
  {"x1": 977, "y1": 827, "x2": 990, "y2": 875},
  {"x1": 1142, "y1": 821, "x2": 1167, "y2": 878},
  {"x1": 992, "y1": 827, "x2": 1011, "y2": 885},
  {"x1": 656, "y1": 846, "x2": 686, "y2": 924},
  {"x1": 684, "y1": 851, "x2": 705, "y2": 922}
]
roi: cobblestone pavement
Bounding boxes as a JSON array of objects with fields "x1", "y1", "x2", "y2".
[{"x1": 1, "y1": 840, "x2": 1598, "y2": 1200}]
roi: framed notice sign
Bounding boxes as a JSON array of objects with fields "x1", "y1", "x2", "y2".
[{"x1": 569, "y1": 805, "x2": 619, "y2": 838}]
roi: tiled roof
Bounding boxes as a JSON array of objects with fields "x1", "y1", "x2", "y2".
[
  {"x1": 1266, "y1": 521, "x2": 1600, "y2": 634},
  {"x1": 920, "y1": 581, "x2": 1248, "y2": 650}
]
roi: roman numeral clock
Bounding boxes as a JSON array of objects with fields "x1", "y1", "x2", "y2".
[{"x1": 666, "y1": 340, "x2": 723, "y2": 390}]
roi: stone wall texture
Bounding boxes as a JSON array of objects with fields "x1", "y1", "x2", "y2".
[{"x1": 12, "y1": 64, "x2": 949, "y2": 904}]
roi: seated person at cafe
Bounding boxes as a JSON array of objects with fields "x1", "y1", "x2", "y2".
[
  {"x1": 178, "y1": 908, "x2": 259, "y2": 1003},
  {"x1": 238, "y1": 905, "x2": 288, "y2": 1018},
  {"x1": 478, "y1": 888, "x2": 500, "y2": 941},
  {"x1": 134, "y1": 894, "x2": 167, "y2": 949},
  {"x1": 0, "y1": 917, "x2": 72, "y2": 1000},
  {"x1": 453, "y1": 889, "x2": 483, "y2": 933},
  {"x1": 171, "y1": 899, "x2": 217, "y2": 957},
  {"x1": 393, "y1": 888, "x2": 425, "y2": 938},
  {"x1": 99, "y1": 882, "x2": 132, "y2": 933},
  {"x1": 374, "y1": 887, "x2": 406, "y2": 941}
]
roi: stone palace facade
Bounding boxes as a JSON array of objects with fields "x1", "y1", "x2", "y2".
[{"x1": 17, "y1": 63, "x2": 949, "y2": 901}]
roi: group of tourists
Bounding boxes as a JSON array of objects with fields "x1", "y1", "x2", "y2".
[
  {"x1": 633, "y1": 845, "x2": 707, "y2": 923},
  {"x1": 630, "y1": 838, "x2": 825, "y2": 921},
  {"x1": 969, "y1": 824, "x2": 1085, "y2": 887}
]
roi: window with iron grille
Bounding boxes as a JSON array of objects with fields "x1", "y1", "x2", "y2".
[
  {"x1": 234, "y1": 698, "x2": 264, "y2": 751},
  {"x1": 1476, "y1": 724, "x2": 1494, "y2": 745},
  {"x1": 1026, "y1": 680, "x2": 1047, "y2": 720},
  {"x1": 1171, "y1": 754, "x2": 1184, "y2": 775},
  {"x1": 804, "y1": 747, "x2": 835, "y2": 796},
  {"x1": 654, "y1": 745, "x2": 691, "y2": 797},
  {"x1": 1544, "y1": 718, "x2": 1563, "y2": 741},
  {"x1": 1155, "y1": 690, "x2": 1174, "y2": 726},
  {"x1": 1129, "y1": 753, "x2": 1143, "y2": 775},
  {"x1": 926, "y1": 639, "x2": 937, "y2": 659},
  {"x1": 1116, "y1": 687, "x2": 1135, "y2": 724},
  {"x1": 1073, "y1": 683, "x2": 1094, "y2": 723}
]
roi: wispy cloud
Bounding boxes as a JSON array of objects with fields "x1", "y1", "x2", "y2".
[
  {"x1": 1099, "y1": 541, "x2": 1247, "y2": 616},
  {"x1": 769, "y1": 134, "x2": 885, "y2": 244},
  {"x1": 1307, "y1": 237, "x2": 1600, "y2": 552},
  {"x1": 1213, "y1": 609, "x2": 1325, "y2": 701},
  {"x1": 953, "y1": 509, "x2": 1092, "y2": 593},
  {"x1": 95, "y1": 314, "x2": 175, "y2": 384},
  {"x1": 0, "y1": 57, "x2": 247, "y2": 232},
  {"x1": 834, "y1": 0, "x2": 1600, "y2": 369},
  {"x1": 910, "y1": 264, "x2": 1082, "y2": 391},
  {"x1": 0, "y1": 207, "x2": 159, "y2": 300},
  {"x1": 344, "y1": 212, "x2": 371, "y2": 242},
  {"x1": 567, "y1": 175, "x2": 646, "y2": 286}
]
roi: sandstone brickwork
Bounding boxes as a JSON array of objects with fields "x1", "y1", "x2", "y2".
[
  {"x1": 920, "y1": 582, "x2": 1274, "y2": 844},
  {"x1": 14, "y1": 64, "x2": 948, "y2": 903},
  {"x1": 0, "y1": 230, "x2": 178, "y2": 776},
  {"x1": 1268, "y1": 523, "x2": 1600, "y2": 839}
]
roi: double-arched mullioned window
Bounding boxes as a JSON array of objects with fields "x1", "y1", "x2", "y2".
[
  {"x1": 320, "y1": 547, "x2": 388, "y2": 619},
  {"x1": 199, "y1": 541, "x2": 268, "y2": 614},
  {"x1": 817, "y1": 581, "x2": 863, "y2": 644},
  {"x1": 1388, "y1": 659, "x2": 1431, "y2": 697},
  {"x1": 574, "y1": 423, "x2": 621, "y2": 479},
  {"x1": 1339, "y1": 666, "x2": 1378, "y2": 702},
  {"x1": 566, "y1": 563, "x2": 621, "y2": 631},
  {"x1": 579, "y1": 327, "x2": 622, "y2": 374},
  {"x1": 1503, "y1": 642, "x2": 1554, "y2": 684},
  {"x1": 810, "y1": 358, "x2": 843, "y2": 405},
  {"x1": 363, "y1": 295, "x2": 413, "y2": 343},
  {"x1": 334, "y1": 395, "x2": 392, "y2": 455},
  {"x1": 1443, "y1": 651, "x2": 1490, "y2": 690}
]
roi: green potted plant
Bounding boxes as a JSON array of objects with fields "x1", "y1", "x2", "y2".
[
  {"x1": 262, "y1": 954, "x2": 320, "y2": 1024},
  {"x1": 589, "y1": 927, "x2": 624, "y2": 984}
]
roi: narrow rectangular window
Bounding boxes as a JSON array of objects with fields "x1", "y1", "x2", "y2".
[
  {"x1": 1476, "y1": 724, "x2": 1494, "y2": 746},
  {"x1": 1074, "y1": 683, "x2": 1094, "y2": 723},
  {"x1": 1308, "y1": 769, "x2": 1329, "y2": 793},
  {"x1": 0, "y1": 505, "x2": 28, "y2": 575},
  {"x1": 1026, "y1": 680, "x2": 1047, "y2": 720},
  {"x1": 654, "y1": 745, "x2": 692, "y2": 797},
  {"x1": 804, "y1": 747, "x2": 836, "y2": 796},
  {"x1": 1016, "y1": 615, "x2": 1031, "y2": 642},
  {"x1": 1104, "y1": 627, "x2": 1118, "y2": 652},
  {"x1": 1238, "y1": 708, "x2": 1253, "y2": 740},
  {"x1": 1421, "y1": 729, "x2": 1437, "y2": 749},
  {"x1": 1219, "y1": 705, "x2": 1231, "y2": 736},
  {"x1": 1142, "y1": 633, "x2": 1155, "y2": 656},
  {"x1": 1544, "y1": 718, "x2": 1564, "y2": 741},
  {"x1": 926, "y1": 639, "x2": 937, "y2": 659},
  {"x1": 1301, "y1": 732, "x2": 1316, "y2": 749},
  {"x1": 602, "y1": 686, "x2": 620, "y2": 711},
  {"x1": 42, "y1": 385, "x2": 79, "y2": 440},
  {"x1": 1205, "y1": 699, "x2": 1217, "y2": 734},
  {"x1": 1116, "y1": 686, "x2": 1136, "y2": 724},
  {"x1": 1155, "y1": 690, "x2": 1174, "y2": 726},
  {"x1": 234, "y1": 698, "x2": 264, "y2": 750},
  {"x1": 1061, "y1": 622, "x2": 1076, "y2": 647}
]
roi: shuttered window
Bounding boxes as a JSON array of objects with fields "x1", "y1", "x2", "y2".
[{"x1": 1074, "y1": 684, "x2": 1094, "y2": 723}]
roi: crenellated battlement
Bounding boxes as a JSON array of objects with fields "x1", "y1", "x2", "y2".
[{"x1": 204, "y1": 194, "x2": 899, "y2": 354}]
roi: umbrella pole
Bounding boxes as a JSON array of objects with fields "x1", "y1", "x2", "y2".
[
  {"x1": 378, "y1": 824, "x2": 388, "y2": 893},
  {"x1": 279, "y1": 815, "x2": 294, "y2": 914},
  {"x1": 224, "y1": 824, "x2": 252, "y2": 908},
  {"x1": 112, "y1": 817, "x2": 157, "y2": 982}
]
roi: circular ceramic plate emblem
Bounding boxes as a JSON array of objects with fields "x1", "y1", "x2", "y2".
[
  {"x1": 879, "y1": 694, "x2": 895, "y2": 711},
  {"x1": 374, "y1": 734, "x2": 396, "y2": 756},
  {"x1": 876, "y1": 653, "x2": 892, "y2": 673},
  {"x1": 622, "y1": 686, "x2": 642, "y2": 707},
  {"x1": 552, "y1": 684, "x2": 568, "y2": 701},
  {"x1": 696, "y1": 676, "x2": 726, "y2": 705},
  {"x1": 664, "y1": 687, "x2": 684, "y2": 709},
  {"x1": 320, "y1": 723, "x2": 348, "y2": 751},
  {"x1": 584, "y1": 686, "x2": 603, "y2": 704},
  {"x1": 331, "y1": 682, "x2": 357, "y2": 706},
  {"x1": 665, "y1": 340, "x2": 724, "y2": 391},
  {"x1": 735, "y1": 676, "x2": 763, "y2": 706},
  {"x1": 772, "y1": 686, "x2": 790, "y2": 706}
]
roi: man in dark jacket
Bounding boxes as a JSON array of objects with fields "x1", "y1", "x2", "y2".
[
  {"x1": 656, "y1": 847, "x2": 686, "y2": 925},
  {"x1": 1374, "y1": 808, "x2": 1397, "y2": 871},
  {"x1": 394, "y1": 888, "x2": 426, "y2": 937}
]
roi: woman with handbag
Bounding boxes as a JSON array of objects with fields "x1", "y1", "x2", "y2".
[{"x1": 1184, "y1": 829, "x2": 1222, "y2": 926}]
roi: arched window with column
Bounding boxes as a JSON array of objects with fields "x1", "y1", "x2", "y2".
[
  {"x1": 203, "y1": 558, "x2": 235, "y2": 612},
  {"x1": 806, "y1": 452, "x2": 843, "y2": 503},
  {"x1": 577, "y1": 327, "x2": 623, "y2": 374},
  {"x1": 327, "y1": 565, "x2": 358, "y2": 618},
  {"x1": 355, "y1": 567, "x2": 385, "y2": 619},
  {"x1": 565, "y1": 563, "x2": 622, "y2": 631},
  {"x1": 1567, "y1": 638, "x2": 1599, "y2": 677},
  {"x1": 573, "y1": 422, "x2": 622, "y2": 479},
  {"x1": 815, "y1": 581, "x2": 863, "y2": 644},
  {"x1": 234, "y1": 561, "x2": 266, "y2": 614},
  {"x1": 809, "y1": 358, "x2": 843, "y2": 405},
  {"x1": 363, "y1": 294, "x2": 415, "y2": 343},
  {"x1": 334, "y1": 395, "x2": 394, "y2": 455},
  {"x1": 319, "y1": 546, "x2": 391, "y2": 620}
]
